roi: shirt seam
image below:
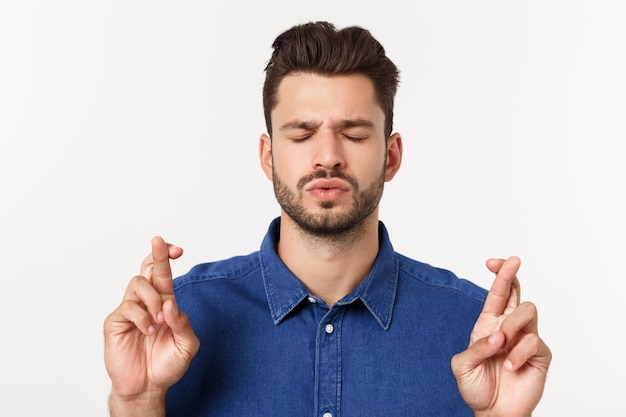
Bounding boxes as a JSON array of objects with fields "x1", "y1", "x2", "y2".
[
  {"x1": 173, "y1": 263, "x2": 262, "y2": 291},
  {"x1": 398, "y1": 265, "x2": 487, "y2": 304}
]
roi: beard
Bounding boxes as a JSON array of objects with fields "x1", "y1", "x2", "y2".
[{"x1": 272, "y1": 165, "x2": 385, "y2": 237}]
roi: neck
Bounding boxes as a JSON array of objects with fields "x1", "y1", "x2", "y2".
[{"x1": 277, "y1": 212, "x2": 380, "y2": 306}]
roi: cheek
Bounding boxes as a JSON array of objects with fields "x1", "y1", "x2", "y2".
[
  {"x1": 272, "y1": 155, "x2": 304, "y2": 182},
  {"x1": 352, "y1": 152, "x2": 386, "y2": 180}
]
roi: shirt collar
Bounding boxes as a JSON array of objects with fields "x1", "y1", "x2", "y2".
[{"x1": 259, "y1": 217, "x2": 399, "y2": 330}]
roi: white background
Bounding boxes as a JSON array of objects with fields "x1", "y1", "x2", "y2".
[{"x1": 1, "y1": 1, "x2": 624, "y2": 416}]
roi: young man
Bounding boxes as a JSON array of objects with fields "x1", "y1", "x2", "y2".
[{"x1": 104, "y1": 21, "x2": 551, "y2": 417}]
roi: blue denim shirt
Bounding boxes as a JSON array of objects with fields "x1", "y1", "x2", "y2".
[{"x1": 166, "y1": 218, "x2": 487, "y2": 416}]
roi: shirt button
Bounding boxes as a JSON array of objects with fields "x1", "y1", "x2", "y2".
[
  {"x1": 325, "y1": 324, "x2": 334, "y2": 334},
  {"x1": 307, "y1": 296, "x2": 316, "y2": 303},
  {"x1": 323, "y1": 413, "x2": 333, "y2": 417}
]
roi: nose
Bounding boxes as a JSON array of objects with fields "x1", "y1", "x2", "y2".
[{"x1": 312, "y1": 130, "x2": 346, "y2": 170}]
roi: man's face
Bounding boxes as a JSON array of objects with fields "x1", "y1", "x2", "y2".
[{"x1": 262, "y1": 73, "x2": 394, "y2": 236}]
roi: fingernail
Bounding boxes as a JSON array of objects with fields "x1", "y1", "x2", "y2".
[
  {"x1": 147, "y1": 325, "x2": 155, "y2": 335},
  {"x1": 157, "y1": 312, "x2": 164, "y2": 322},
  {"x1": 173, "y1": 302, "x2": 179, "y2": 316},
  {"x1": 504, "y1": 360, "x2": 513, "y2": 371},
  {"x1": 488, "y1": 333, "x2": 498, "y2": 344}
]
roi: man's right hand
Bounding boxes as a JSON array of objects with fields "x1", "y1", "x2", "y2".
[{"x1": 104, "y1": 237, "x2": 200, "y2": 416}]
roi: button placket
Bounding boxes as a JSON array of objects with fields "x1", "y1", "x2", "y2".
[{"x1": 315, "y1": 308, "x2": 344, "y2": 417}]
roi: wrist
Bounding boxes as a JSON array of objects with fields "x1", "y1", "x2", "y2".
[{"x1": 109, "y1": 389, "x2": 167, "y2": 417}]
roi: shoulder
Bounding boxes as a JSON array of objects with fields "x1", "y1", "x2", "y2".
[
  {"x1": 396, "y1": 253, "x2": 488, "y2": 304},
  {"x1": 173, "y1": 251, "x2": 261, "y2": 291}
]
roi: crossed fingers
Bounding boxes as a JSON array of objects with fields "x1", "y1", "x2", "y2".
[{"x1": 119, "y1": 237, "x2": 184, "y2": 335}]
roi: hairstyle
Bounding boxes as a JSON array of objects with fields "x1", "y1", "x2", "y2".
[{"x1": 263, "y1": 21, "x2": 400, "y2": 138}]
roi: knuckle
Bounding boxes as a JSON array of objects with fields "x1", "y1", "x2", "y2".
[
  {"x1": 118, "y1": 299, "x2": 138, "y2": 314},
  {"x1": 124, "y1": 275, "x2": 148, "y2": 297},
  {"x1": 130, "y1": 274, "x2": 147, "y2": 285},
  {"x1": 545, "y1": 343, "x2": 553, "y2": 361},
  {"x1": 103, "y1": 312, "x2": 116, "y2": 331},
  {"x1": 526, "y1": 332, "x2": 542, "y2": 352},
  {"x1": 521, "y1": 301, "x2": 537, "y2": 316},
  {"x1": 450, "y1": 355, "x2": 461, "y2": 375},
  {"x1": 120, "y1": 300, "x2": 152, "y2": 325}
]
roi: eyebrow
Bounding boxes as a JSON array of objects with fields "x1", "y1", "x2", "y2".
[
  {"x1": 279, "y1": 118, "x2": 375, "y2": 132},
  {"x1": 279, "y1": 120, "x2": 321, "y2": 132},
  {"x1": 337, "y1": 118, "x2": 375, "y2": 129}
]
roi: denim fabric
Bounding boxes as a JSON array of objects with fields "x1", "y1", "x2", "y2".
[{"x1": 166, "y1": 217, "x2": 487, "y2": 417}]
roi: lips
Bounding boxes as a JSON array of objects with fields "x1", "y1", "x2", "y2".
[
  {"x1": 305, "y1": 179, "x2": 350, "y2": 192},
  {"x1": 304, "y1": 178, "x2": 350, "y2": 202}
]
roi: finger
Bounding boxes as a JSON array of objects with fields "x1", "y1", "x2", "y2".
[
  {"x1": 498, "y1": 301, "x2": 541, "y2": 370},
  {"x1": 451, "y1": 331, "x2": 506, "y2": 377},
  {"x1": 481, "y1": 256, "x2": 521, "y2": 316},
  {"x1": 151, "y1": 236, "x2": 176, "y2": 296},
  {"x1": 106, "y1": 300, "x2": 157, "y2": 336},
  {"x1": 485, "y1": 258, "x2": 505, "y2": 274},
  {"x1": 140, "y1": 242, "x2": 184, "y2": 281},
  {"x1": 500, "y1": 301, "x2": 539, "y2": 339},
  {"x1": 504, "y1": 332, "x2": 549, "y2": 372},
  {"x1": 123, "y1": 275, "x2": 167, "y2": 323},
  {"x1": 140, "y1": 253, "x2": 154, "y2": 280},
  {"x1": 162, "y1": 299, "x2": 200, "y2": 358},
  {"x1": 168, "y1": 244, "x2": 184, "y2": 259}
]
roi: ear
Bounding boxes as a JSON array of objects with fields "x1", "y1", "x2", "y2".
[
  {"x1": 384, "y1": 133, "x2": 403, "y2": 182},
  {"x1": 259, "y1": 134, "x2": 273, "y2": 180}
]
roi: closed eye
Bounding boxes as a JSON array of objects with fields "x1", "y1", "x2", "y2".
[
  {"x1": 292, "y1": 135, "x2": 312, "y2": 143},
  {"x1": 343, "y1": 134, "x2": 367, "y2": 142}
]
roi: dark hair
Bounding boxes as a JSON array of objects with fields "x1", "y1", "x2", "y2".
[{"x1": 263, "y1": 21, "x2": 400, "y2": 137}]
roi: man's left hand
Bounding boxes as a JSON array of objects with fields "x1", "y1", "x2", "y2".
[{"x1": 451, "y1": 256, "x2": 552, "y2": 417}]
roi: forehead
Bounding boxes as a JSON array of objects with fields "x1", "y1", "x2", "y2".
[{"x1": 272, "y1": 73, "x2": 384, "y2": 128}]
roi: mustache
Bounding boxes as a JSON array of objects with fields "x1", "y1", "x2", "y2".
[{"x1": 297, "y1": 169, "x2": 358, "y2": 190}]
